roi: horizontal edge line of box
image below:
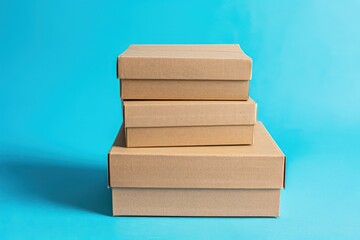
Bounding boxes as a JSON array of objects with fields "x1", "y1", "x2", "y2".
[
  {"x1": 125, "y1": 124, "x2": 255, "y2": 129},
  {"x1": 109, "y1": 187, "x2": 284, "y2": 190},
  {"x1": 119, "y1": 78, "x2": 252, "y2": 81}
]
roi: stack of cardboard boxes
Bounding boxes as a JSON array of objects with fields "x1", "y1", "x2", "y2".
[{"x1": 108, "y1": 44, "x2": 286, "y2": 217}]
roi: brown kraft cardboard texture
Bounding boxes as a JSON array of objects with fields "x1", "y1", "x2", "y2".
[
  {"x1": 123, "y1": 99, "x2": 257, "y2": 147},
  {"x1": 118, "y1": 44, "x2": 252, "y2": 100}
]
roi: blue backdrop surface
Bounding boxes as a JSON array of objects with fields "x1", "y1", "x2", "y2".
[{"x1": 1, "y1": 0, "x2": 360, "y2": 239}]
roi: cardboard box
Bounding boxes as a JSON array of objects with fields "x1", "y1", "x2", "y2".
[
  {"x1": 123, "y1": 99, "x2": 257, "y2": 147},
  {"x1": 108, "y1": 122, "x2": 285, "y2": 216},
  {"x1": 112, "y1": 188, "x2": 280, "y2": 217},
  {"x1": 118, "y1": 44, "x2": 252, "y2": 100}
]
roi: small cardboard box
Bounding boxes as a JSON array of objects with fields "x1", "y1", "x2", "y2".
[
  {"x1": 123, "y1": 99, "x2": 257, "y2": 147},
  {"x1": 108, "y1": 122, "x2": 285, "y2": 216},
  {"x1": 118, "y1": 44, "x2": 252, "y2": 100}
]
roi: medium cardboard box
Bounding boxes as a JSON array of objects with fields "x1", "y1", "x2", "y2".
[
  {"x1": 108, "y1": 122, "x2": 285, "y2": 216},
  {"x1": 123, "y1": 99, "x2": 257, "y2": 147},
  {"x1": 118, "y1": 44, "x2": 252, "y2": 100}
]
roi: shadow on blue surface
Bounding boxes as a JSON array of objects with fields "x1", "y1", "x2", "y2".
[{"x1": 0, "y1": 154, "x2": 111, "y2": 216}]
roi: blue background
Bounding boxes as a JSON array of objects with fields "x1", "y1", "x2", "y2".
[{"x1": 1, "y1": 0, "x2": 360, "y2": 239}]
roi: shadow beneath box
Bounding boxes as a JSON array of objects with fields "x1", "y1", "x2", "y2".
[{"x1": 0, "y1": 153, "x2": 111, "y2": 216}]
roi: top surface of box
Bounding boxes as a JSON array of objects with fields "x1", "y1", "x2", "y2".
[
  {"x1": 123, "y1": 98, "x2": 257, "y2": 128},
  {"x1": 109, "y1": 122, "x2": 285, "y2": 189},
  {"x1": 118, "y1": 44, "x2": 252, "y2": 80}
]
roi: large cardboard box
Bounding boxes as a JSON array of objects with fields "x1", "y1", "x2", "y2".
[
  {"x1": 123, "y1": 99, "x2": 257, "y2": 147},
  {"x1": 108, "y1": 122, "x2": 285, "y2": 216},
  {"x1": 118, "y1": 44, "x2": 252, "y2": 100}
]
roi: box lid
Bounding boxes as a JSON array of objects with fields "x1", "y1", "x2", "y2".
[
  {"x1": 117, "y1": 44, "x2": 252, "y2": 80},
  {"x1": 108, "y1": 122, "x2": 286, "y2": 189},
  {"x1": 123, "y1": 99, "x2": 257, "y2": 128}
]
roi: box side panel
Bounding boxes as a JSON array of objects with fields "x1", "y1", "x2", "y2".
[
  {"x1": 121, "y1": 79, "x2": 249, "y2": 100},
  {"x1": 112, "y1": 188, "x2": 280, "y2": 217},
  {"x1": 126, "y1": 125, "x2": 254, "y2": 147},
  {"x1": 118, "y1": 57, "x2": 252, "y2": 80},
  {"x1": 109, "y1": 155, "x2": 285, "y2": 189},
  {"x1": 124, "y1": 100, "x2": 257, "y2": 128}
]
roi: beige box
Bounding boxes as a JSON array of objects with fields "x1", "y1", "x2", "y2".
[
  {"x1": 123, "y1": 99, "x2": 257, "y2": 147},
  {"x1": 118, "y1": 44, "x2": 252, "y2": 100},
  {"x1": 108, "y1": 122, "x2": 285, "y2": 216}
]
